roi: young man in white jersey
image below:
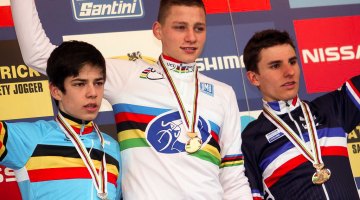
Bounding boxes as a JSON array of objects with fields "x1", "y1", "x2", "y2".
[
  {"x1": 0, "y1": 41, "x2": 121, "y2": 199},
  {"x1": 10, "y1": 0, "x2": 252, "y2": 199},
  {"x1": 242, "y1": 29, "x2": 360, "y2": 199}
]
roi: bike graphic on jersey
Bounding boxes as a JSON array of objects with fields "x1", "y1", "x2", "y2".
[{"x1": 146, "y1": 111, "x2": 210, "y2": 154}]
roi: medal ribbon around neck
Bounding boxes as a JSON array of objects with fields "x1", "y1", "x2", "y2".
[
  {"x1": 159, "y1": 56, "x2": 199, "y2": 134},
  {"x1": 56, "y1": 112, "x2": 108, "y2": 199},
  {"x1": 263, "y1": 101, "x2": 324, "y2": 167}
]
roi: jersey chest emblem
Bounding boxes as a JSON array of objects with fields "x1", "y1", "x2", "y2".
[{"x1": 146, "y1": 111, "x2": 210, "y2": 154}]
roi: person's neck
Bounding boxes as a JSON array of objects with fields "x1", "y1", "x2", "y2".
[
  {"x1": 58, "y1": 109, "x2": 94, "y2": 135},
  {"x1": 161, "y1": 54, "x2": 196, "y2": 74},
  {"x1": 263, "y1": 96, "x2": 300, "y2": 115}
]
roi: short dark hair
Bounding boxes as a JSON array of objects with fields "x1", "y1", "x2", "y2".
[
  {"x1": 157, "y1": 0, "x2": 206, "y2": 24},
  {"x1": 243, "y1": 29, "x2": 296, "y2": 73},
  {"x1": 46, "y1": 40, "x2": 106, "y2": 93}
]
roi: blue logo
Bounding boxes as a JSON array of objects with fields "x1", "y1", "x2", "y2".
[
  {"x1": 200, "y1": 82, "x2": 214, "y2": 96},
  {"x1": 265, "y1": 129, "x2": 284, "y2": 143},
  {"x1": 146, "y1": 111, "x2": 210, "y2": 154},
  {"x1": 71, "y1": 0, "x2": 144, "y2": 21}
]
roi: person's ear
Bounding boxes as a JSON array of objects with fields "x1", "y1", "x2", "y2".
[
  {"x1": 246, "y1": 71, "x2": 260, "y2": 87},
  {"x1": 49, "y1": 83, "x2": 63, "y2": 101},
  {"x1": 152, "y1": 21, "x2": 162, "y2": 40}
]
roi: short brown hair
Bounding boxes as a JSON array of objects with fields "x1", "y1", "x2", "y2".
[
  {"x1": 243, "y1": 29, "x2": 296, "y2": 73},
  {"x1": 157, "y1": 0, "x2": 206, "y2": 24}
]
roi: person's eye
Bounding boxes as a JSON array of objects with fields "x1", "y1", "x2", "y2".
[
  {"x1": 290, "y1": 59, "x2": 298, "y2": 65},
  {"x1": 194, "y1": 26, "x2": 205, "y2": 33},
  {"x1": 270, "y1": 63, "x2": 280, "y2": 69},
  {"x1": 95, "y1": 81, "x2": 104, "y2": 86},
  {"x1": 73, "y1": 82, "x2": 85, "y2": 87},
  {"x1": 174, "y1": 25, "x2": 186, "y2": 30}
]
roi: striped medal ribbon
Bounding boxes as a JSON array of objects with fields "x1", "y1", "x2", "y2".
[
  {"x1": 159, "y1": 56, "x2": 202, "y2": 153},
  {"x1": 56, "y1": 112, "x2": 108, "y2": 199},
  {"x1": 263, "y1": 101, "x2": 331, "y2": 184}
]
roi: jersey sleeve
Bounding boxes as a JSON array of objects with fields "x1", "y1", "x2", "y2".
[
  {"x1": 313, "y1": 75, "x2": 360, "y2": 133},
  {"x1": 0, "y1": 121, "x2": 49, "y2": 170},
  {"x1": 241, "y1": 122, "x2": 266, "y2": 200},
  {"x1": 342, "y1": 75, "x2": 360, "y2": 131},
  {"x1": 10, "y1": 0, "x2": 56, "y2": 75},
  {"x1": 219, "y1": 86, "x2": 252, "y2": 200}
]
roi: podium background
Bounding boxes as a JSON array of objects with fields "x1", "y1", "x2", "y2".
[{"x1": 1, "y1": 0, "x2": 360, "y2": 198}]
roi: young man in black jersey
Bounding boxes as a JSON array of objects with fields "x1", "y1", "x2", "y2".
[{"x1": 242, "y1": 29, "x2": 360, "y2": 199}]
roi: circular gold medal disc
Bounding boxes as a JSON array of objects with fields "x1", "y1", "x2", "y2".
[
  {"x1": 185, "y1": 137, "x2": 202, "y2": 154},
  {"x1": 312, "y1": 168, "x2": 331, "y2": 184}
]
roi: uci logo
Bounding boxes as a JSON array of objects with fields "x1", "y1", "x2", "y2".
[{"x1": 146, "y1": 111, "x2": 210, "y2": 154}]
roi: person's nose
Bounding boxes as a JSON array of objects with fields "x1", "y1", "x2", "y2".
[
  {"x1": 284, "y1": 64, "x2": 295, "y2": 77},
  {"x1": 86, "y1": 84, "x2": 97, "y2": 98},
  {"x1": 185, "y1": 29, "x2": 196, "y2": 43}
]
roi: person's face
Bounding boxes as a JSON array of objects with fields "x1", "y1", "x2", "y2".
[
  {"x1": 247, "y1": 44, "x2": 300, "y2": 102},
  {"x1": 50, "y1": 64, "x2": 105, "y2": 121},
  {"x1": 153, "y1": 5, "x2": 206, "y2": 63}
]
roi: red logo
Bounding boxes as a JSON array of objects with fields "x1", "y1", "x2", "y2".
[
  {"x1": 0, "y1": 5, "x2": 14, "y2": 27},
  {"x1": 0, "y1": 165, "x2": 21, "y2": 199},
  {"x1": 203, "y1": 0, "x2": 271, "y2": 14},
  {"x1": 294, "y1": 16, "x2": 360, "y2": 93}
]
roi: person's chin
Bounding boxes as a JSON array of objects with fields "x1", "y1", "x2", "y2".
[
  {"x1": 284, "y1": 94, "x2": 297, "y2": 101},
  {"x1": 180, "y1": 53, "x2": 198, "y2": 63},
  {"x1": 82, "y1": 113, "x2": 98, "y2": 121}
]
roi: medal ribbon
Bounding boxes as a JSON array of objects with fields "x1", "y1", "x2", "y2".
[
  {"x1": 159, "y1": 56, "x2": 199, "y2": 133},
  {"x1": 263, "y1": 101, "x2": 323, "y2": 166},
  {"x1": 56, "y1": 112, "x2": 108, "y2": 198}
]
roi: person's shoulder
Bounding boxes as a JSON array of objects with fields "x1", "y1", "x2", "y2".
[
  {"x1": 242, "y1": 113, "x2": 267, "y2": 136},
  {"x1": 102, "y1": 132, "x2": 116, "y2": 142},
  {"x1": 102, "y1": 133, "x2": 120, "y2": 148},
  {"x1": 198, "y1": 72, "x2": 234, "y2": 97},
  {"x1": 198, "y1": 73, "x2": 231, "y2": 87},
  {"x1": 10, "y1": 119, "x2": 57, "y2": 129},
  {"x1": 106, "y1": 56, "x2": 155, "y2": 65},
  {"x1": 4, "y1": 119, "x2": 58, "y2": 138},
  {"x1": 106, "y1": 57, "x2": 158, "y2": 74}
]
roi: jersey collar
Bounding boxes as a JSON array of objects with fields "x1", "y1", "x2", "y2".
[
  {"x1": 161, "y1": 54, "x2": 196, "y2": 74},
  {"x1": 263, "y1": 96, "x2": 300, "y2": 115},
  {"x1": 58, "y1": 110, "x2": 94, "y2": 135}
]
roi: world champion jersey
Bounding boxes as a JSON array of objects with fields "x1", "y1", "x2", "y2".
[
  {"x1": 0, "y1": 113, "x2": 121, "y2": 200},
  {"x1": 242, "y1": 76, "x2": 360, "y2": 200},
  {"x1": 11, "y1": 0, "x2": 252, "y2": 199}
]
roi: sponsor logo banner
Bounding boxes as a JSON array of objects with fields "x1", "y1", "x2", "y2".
[
  {"x1": 71, "y1": 0, "x2": 144, "y2": 21},
  {"x1": 348, "y1": 125, "x2": 360, "y2": 178},
  {"x1": 203, "y1": 0, "x2": 271, "y2": 14},
  {"x1": 294, "y1": 16, "x2": 360, "y2": 93},
  {"x1": 0, "y1": 0, "x2": 13, "y2": 27},
  {"x1": 0, "y1": 80, "x2": 53, "y2": 120},
  {"x1": 0, "y1": 40, "x2": 53, "y2": 120},
  {"x1": 289, "y1": 0, "x2": 360, "y2": 8},
  {"x1": 0, "y1": 166, "x2": 21, "y2": 200}
]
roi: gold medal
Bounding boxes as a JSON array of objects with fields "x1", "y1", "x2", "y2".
[
  {"x1": 187, "y1": 132, "x2": 198, "y2": 138},
  {"x1": 185, "y1": 136, "x2": 202, "y2": 153},
  {"x1": 159, "y1": 57, "x2": 202, "y2": 154},
  {"x1": 97, "y1": 192, "x2": 108, "y2": 200},
  {"x1": 312, "y1": 164, "x2": 331, "y2": 184}
]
